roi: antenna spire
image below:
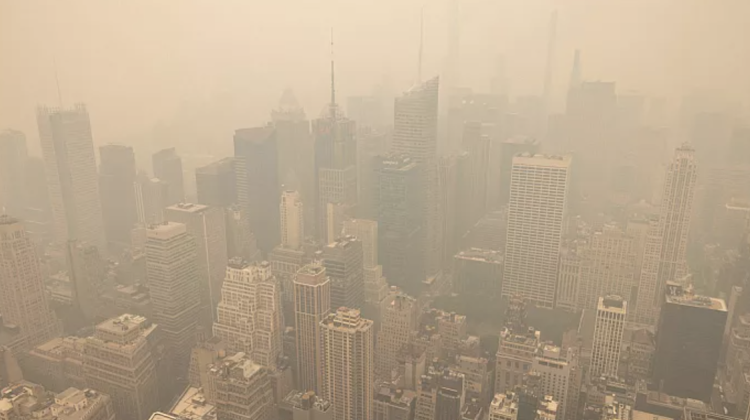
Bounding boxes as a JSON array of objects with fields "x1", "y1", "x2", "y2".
[
  {"x1": 418, "y1": 7, "x2": 424, "y2": 83},
  {"x1": 330, "y1": 28, "x2": 336, "y2": 121},
  {"x1": 53, "y1": 56, "x2": 63, "y2": 107}
]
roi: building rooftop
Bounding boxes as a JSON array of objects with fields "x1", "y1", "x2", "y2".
[
  {"x1": 146, "y1": 221, "x2": 187, "y2": 238},
  {"x1": 374, "y1": 383, "x2": 416, "y2": 408},
  {"x1": 165, "y1": 203, "x2": 211, "y2": 213},
  {"x1": 664, "y1": 286, "x2": 726, "y2": 312},
  {"x1": 321, "y1": 307, "x2": 372, "y2": 332},
  {"x1": 96, "y1": 314, "x2": 149, "y2": 335},
  {"x1": 0, "y1": 382, "x2": 112, "y2": 420},
  {"x1": 455, "y1": 247, "x2": 503, "y2": 264},
  {"x1": 513, "y1": 153, "x2": 572, "y2": 168},
  {"x1": 169, "y1": 387, "x2": 216, "y2": 420},
  {"x1": 280, "y1": 390, "x2": 331, "y2": 413}
]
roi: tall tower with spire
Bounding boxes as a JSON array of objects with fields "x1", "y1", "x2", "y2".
[{"x1": 313, "y1": 34, "x2": 357, "y2": 242}]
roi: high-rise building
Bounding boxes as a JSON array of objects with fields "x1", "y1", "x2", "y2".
[
  {"x1": 281, "y1": 190, "x2": 304, "y2": 250},
  {"x1": 164, "y1": 203, "x2": 228, "y2": 323},
  {"x1": 460, "y1": 122, "x2": 490, "y2": 228},
  {"x1": 415, "y1": 365, "x2": 466, "y2": 420},
  {"x1": 278, "y1": 390, "x2": 333, "y2": 420},
  {"x1": 502, "y1": 154, "x2": 571, "y2": 309},
  {"x1": 134, "y1": 172, "x2": 170, "y2": 225},
  {"x1": 235, "y1": 126, "x2": 280, "y2": 254},
  {"x1": 495, "y1": 298, "x2": 539, "y2": 395},
  {"x1": 489, "y1": 393, "x2": 519, "y2": 420},
  {"x1": 373, "y1": 382, "x2": 416, "y2": 420},
  {"x1": 213, "y1": 259, "x2": 283, "y2": 369},
  {"x1": 390, "y1": 77, "x2": 441, "y2": 281},
  {"x1": 532, "y1": 345, "x2": 579, "y2": 420},
  {"x1": 66, "y1": 240, "x2": 106, "y2": 321},
  {"x1": 652, "y1": 284, "x2": 726, "y2": 401},
  {"x1": 37, "y1": 105, "x2": 105, "y2": 250},
  {"x1": 0, "y1": 216, "x2": 60, "y2": 350},
  {"x1": 195, "y1": 157, "x2": 236, "y2": 207},
  {"x1": 145, "y1": 222, "x2": 200, "y2": 377},
  {"x1": 577, "y1": 225, "x2": 637, "y2": 311},
  {"x1": 372, "y1": 154, "x2": 424, "y2": 291},
  {"x1": 322, "y1": 236, "x2": 364, "y2": 311},
  {"x1": 657, "y1": 144, "x2": 698, "y2": 286},
  {"x1": 83, "y1": 314, "x2": 159, "y2": 420},
  {"x1": 152, "y1": 147, "x2": 185, "y2": 205},
  {"x1": 208, "y1": 352, "x2": 273, "y2": 420},
  {"x1": 320, "y1": 308, "x2": 374, "y2": 420},
  {"x1": 99, "y1": 144, "x2": 138, "y2": 249},
  {"x1": 376, "y1": 290, "x2": 417, "y2": 380},
  {"x1": 225, "y1": 204, "x2": 261, "y2": 261},
  {"x1": 312, "y1": 101, "x2": 357, "y2": 242},
  {"x1": 635, "y1": 145, "x2": 698, "y2": 326},
  {"x1": 591, "y1": 295, "x2": 627, "y2": 378},
  {"x1": 294, "y1": 263, "x2": 331, "y2": 394},
  {"x1": 491, "y1": 137, "x2": 539, "y2": 211},
  {"x1": 342, "y1": 218, "x2": 378, "y2": 268},
  {"x1": 0, "y1": 130, "x2": 28, "y2": 216}
]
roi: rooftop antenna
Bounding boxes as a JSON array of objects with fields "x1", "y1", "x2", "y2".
[
  {"x1": 53, "y1": 56, "x2": 64, "y2": 107},
  {"x1": 418, "y1": 6, "x2": 424, "y2": 83},
  {"x1": 329, "y1": 28, "x2": 336, "y2": 121}
]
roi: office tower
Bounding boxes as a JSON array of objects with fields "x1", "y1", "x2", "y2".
[
  {"x1": 322, "y1": 236, "x2": 364, "y2": 311},
  {"x1": 461, "y1": 122, "x2": 490, "y2": 228},
  {"x1": 489, "y1": 393, "x2": 519, "y2": 420},
  {"x1": 278, "y1": 390, "x2": 333, "y2": 420},
  {"x1": 391, "y1": 77, "x2": 441, "y2": 281},
  {"x1": 439, "y1": 155, "x2": 460, "y2": 268},
  {"x1": 372, "y1": 154, "x2": 424, "y2": 291},
  {"x1": 99, "y1": 144, "x2": 137, "y2": 249},
  {"x1": 554, "y1": 244, "x2": 580, "y2": 312},
  {"x1": 376, "y1": 290, "x2": 417, "y2": 380},
  {"x1": 188, "y1": 336, "x2": 226, "y2": 389},
  {"x1": 213, "y1": 259, "x2": 283, "y2": 368},
  {"x1": 225, "y1": 204, "x2": 261, "y2": 261},
  {"x1": 145, "y1": 222, "x2": 200, "y2": 377},
  {"x1": 453, "y1": 248, "x2": 503, "y2": 296},
  {"x1": 657, "y1": 144, "x2": 698, "y2": 285},
  {"x1": 164, "y1": 203, "x2": 228, "y2": 323},
  {"x1": 502, "y1": 154, "x2": 571, "y2": 309},
  {"x1": 356, "y1": 131, "x2": 387, "y2": 219},
  {"x1": 591, "y1": 295, "x2": 627, "y2": 378},
  {"x1": 83, "y1": 315, "x2": 159, "y2": 420},
  {"x1": 0, "y1": 347, "x2": 22, "y2": 388},
  {"x1": 652, "y1": 284, "x2": 727, "y2": 401},
  {"x1": 134, "y1": 172, "x2": 169, "y2": 225},
  {"x1": 294, "y1": 263, "x2": 331, "y2": 393},
  {"x1": 209, "y1": 353, "x2": 273, "y2": 420},
  {"x1": 235, "y1": 126, "x2": 280, "y2": 254},
  {"x1": 493, "y1": 137, "x2": 539, "y2": 211},
  {"x1": 373, "y1": 382, "x2": 416, "y2": 420},
  {"x1": 495, "y1": 298, "x2": 540, "y2": 394},
  {"x1": 37, "y1": 104, "x2": 105, "y2": 250},
  {"x1": 0, "y1": 130, "x2": 28, "y2": 216},
  {"x1": 22, "y1": 336, "x2": 88, "y2": 391},
  {"x1": 0, "y1": 216, "x2": 60, "y2": 350},
  {"x1": 577, "y1": 224, "x2": 637, "y2": 311},
  {"x1": 635, "y1": 145, "x2": 698, "y2": 326},
  {"x1": 281, "y1": 190, "x2": 304, "y2": 250},
  {"x1": 152, "y1": 147, "x2": 185, "y2": 205},
  {"x1": 20, "y1": 156, "x2": 54, "y2": 244},
  {"x1": 320, "y1": 308, "x2": 374, "y2": 420},
  {"x1": 195, "y1": 157, "x2": 236, "y2": 207},
  {"x1": 0, "y1": 382, "x2": 116, "y2": 420},
  {"x1": 416, "y1": 365, "x2": 466, "y2": 420},
  {"x1": 342, "y1": 219, "x2": 378, "y2": 268},
  {"x1": 66, "y1": 240, "x2": 106, "y2": 320},
  {"x1": 532, "y1": 345, "x2": 579, "y2": 420}
]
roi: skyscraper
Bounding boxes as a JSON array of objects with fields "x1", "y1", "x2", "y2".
[
  {"x1": 164, "y1": 203, "x2": 228, "y2": 324},
  {"x1": 532, "y1": 345, "x2": 579, "y2": 420},
  {"x1": 493, "y1": 137, "x2": 539, "y2": 211},
  {"x1": 99, "y1": 144, "x2": 138, "y2": 249},
  {"x1": 209, "y1": 352, "x2": 273, "y2": 420},
  {"x1": 134, "y1": 171, "x2": 169, "y2": 225},
  {"x1": 66, "y1": 240, "x2": 106, "y2": 321},
  {"x1": 322, "y1": 236, "x2": 364, "y2": 311},
  {"x1": 235, "y1": 126, "x2": 280, "y2": 254},
  {"x1": 0, "y1": 216, "x2": 60, "y2": 350},
  {"x1": 342, "y1": 219, "x2": 387, "y2": 314},
  {"x1": 320, "y1": 308, "x2": 374, "y2": 420},
  {"x1": 657, "y1": 144, "x2": 698, "y2": 286},
  {"x1": 590, "y1": 295, "x2": 627, "y2": 378},
  {"x1": 390, "y1": 77, "x2": 441, "y2": 281},
  {"x1": 376, "y1": 289, "x2": 417, "y2": 380},
  {"x1": 83, "y1": 314, "x2": 159, "y2": 420},
  {"x1": 280, "y1": 190, "x2": 304, "y2": 250},
  {"x1": 0, "y1": 130, "x2": 28, "y2": 216},
  {"x1": 213, "y1": 259, "x2": 283, "y2": 369},
  {"x1": 634, "y1": 145, "x2": 698, "y2": 326},
  {"x1": 652, "y1": 284, "x2": 726, "y2": 401},
  {"x1": 37, "y1": 104, "x2": 105, "y2": 250},
  {"x1": 461, "y1": 121, "x2": 490, "y2": 228},
  {"x1": 372, "y1": 154, "x2": 424, "y2": 291},
  {"x1": 152, "y1": 148, "x2": 185, "y2": 205},
  {"x1": 145, "y1": 222, "x2": 200, "y2": 378},
  {"x1": 195, "y1": 157, "x2": 236, "y2": 207},
  {"x1": 502, "y1": 154, "x2": 571, "y2": 309},
  {"x1": 294, "y1": 263, "x2": 331, "y2": 394}
]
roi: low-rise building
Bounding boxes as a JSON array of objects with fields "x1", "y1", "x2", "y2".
[{"x1": 0, "y1": 382, "x2": 115, "y2": 420}]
